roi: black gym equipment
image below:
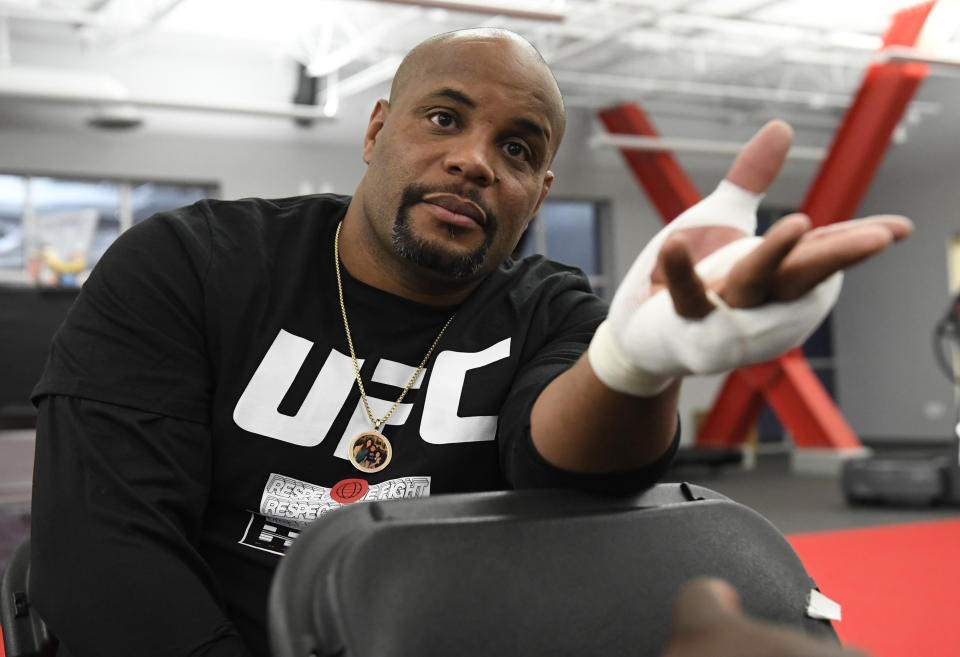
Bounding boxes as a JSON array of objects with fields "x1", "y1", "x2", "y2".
[
  {"x1": 269, "y1": 484, "x2": 839, "y2": 657},
  {"x1": 841, "y1": 291, "x2": 960, "y2": 506}
]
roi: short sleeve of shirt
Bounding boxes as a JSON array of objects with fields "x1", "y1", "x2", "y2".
[
  {"x1": 32, "y1": 203, "x2": 214, "y2": 422},
  {"x1": 496, "y1": 264, "x2": 680, "y2": 494}
]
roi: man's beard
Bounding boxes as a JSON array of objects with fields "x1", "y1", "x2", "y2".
[{"x1": 391, "y1": 183, "x2": 499, "y2": 281}]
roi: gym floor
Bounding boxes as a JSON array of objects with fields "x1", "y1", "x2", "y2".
[{"x1": 665, "y1": 444, "x2": 960, "y2": 535}]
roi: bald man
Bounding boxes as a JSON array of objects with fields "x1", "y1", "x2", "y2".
[{"x1": 29, "y1": 28, "x2": 907, "y2": 657}]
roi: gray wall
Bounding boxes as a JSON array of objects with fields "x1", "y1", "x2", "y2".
[
  {"x1": 0, "y1": 125, "x2": 367, "y2": 200},
  {"x1": 833, "y1": 76, "x2": 960, "y2": 442},
  {"x1": 1, "y1": 74, "x2": 957, "y2": 446}
]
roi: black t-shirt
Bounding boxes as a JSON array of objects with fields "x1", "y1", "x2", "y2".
[{"x1": 31, "y1": 194, "x2": 678, "y2": 656}]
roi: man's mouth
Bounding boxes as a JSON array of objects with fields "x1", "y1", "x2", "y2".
[{"x1": 421, "y1": 192, "x2": 486, "y2": 227}]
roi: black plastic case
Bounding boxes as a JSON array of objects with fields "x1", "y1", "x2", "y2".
[{"x1": 269, "y1": 483, "x2": 837, "y2": 657}]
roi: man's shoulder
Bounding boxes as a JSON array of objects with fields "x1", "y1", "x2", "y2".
[
  {"x1": 199, "y1": 192, "x2": 352, "y2": 215},
  {"x1": 135, "y1": 192, "x2": 352, "y2": 252},
  {"x1": 190, "y1": 192, "x2": 352, "y2": 228},
  {"x1": 494, "y1": 253, "x2": 595, "y2": 296},
  {"x1": 467, "y1": 253, "x2": 606, "y2": 323}
]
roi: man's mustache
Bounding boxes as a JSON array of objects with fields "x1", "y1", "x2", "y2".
[{"x1": 399, "y1": 184, "x2": 497, "y2": 235}]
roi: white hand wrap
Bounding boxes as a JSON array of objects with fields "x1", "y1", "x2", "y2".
[{"x1": 589, "y1": 180, "x2": 843, "y2": 397}]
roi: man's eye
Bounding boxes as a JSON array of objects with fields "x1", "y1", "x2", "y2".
[
  {"x1": 429, "y1": 112, "x2": 455, "y2": 128},
  {"x1": 504, "y1": 142, "x2": 530, "y2": 161}
]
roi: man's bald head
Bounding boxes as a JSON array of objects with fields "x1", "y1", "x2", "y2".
[
  {"x1": 388, "y1": 28, "x2": 566, "y2": 158},
  {"x1": 350, "y1": 27, "x2": 566, "y2": 289}
]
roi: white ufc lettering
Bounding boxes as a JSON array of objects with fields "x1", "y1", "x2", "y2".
[
  {"x1": 331, "y1": 359, "x2": 421, "y2": 459},
  {"x1": 233, "y1": 329, "x2": 511, "y2": 449},
  {"x1": 420, "y1": 338, "x2": 511, "y2": 444},
  {"x1": 233, "y1": 330, "x2": 357, "y2": 446}
]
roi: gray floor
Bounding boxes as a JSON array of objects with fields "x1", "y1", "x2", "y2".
[{"x1": 664, "y1": 450, "x2": 960, "y2": 535}]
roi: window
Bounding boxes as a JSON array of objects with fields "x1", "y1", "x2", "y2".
[
  {"x1": 0, "y1": 175, "x2": 26, "y2": 271},
  {"x1": 132, "y1": 182, "x2": 218, "y2": 225},
  {"x1": 32, "y1": 177, "x2": 122, "y2": 279},
  {"x1": 0, "y1": 174, "x2": 217, "y2": 287},
  {"x1": 948, "y1": 232, "x2": 960, "y2": 294},
  {"x1": 513, "y1": 199, "x2": 610, "y2": 297}
]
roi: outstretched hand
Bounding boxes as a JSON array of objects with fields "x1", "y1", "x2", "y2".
[
  {"x1": 586, "y1": 118, "x2": 913, "y2": 398},
  {"x1": 649, "y1": 121, "x2": 913, "y2": 319}
]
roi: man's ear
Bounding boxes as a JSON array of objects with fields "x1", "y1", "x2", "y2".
[
  {"x1": 527, "y1": 170, "x2": 555, "y2": 226},
  {"x1": 362, "y1": 99, "x2": 390, "y2": 164}
]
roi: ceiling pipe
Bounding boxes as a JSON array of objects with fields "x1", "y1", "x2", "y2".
[
  {"x1": 555, "y1": 69, "x2": 942, "y2": 116},
  {"x1": 589, "y1": 133, "x2": 826, "y2": 161},
  {"x1": 305, "y1": 8, "x2": 418, "y2": 77},
  {"x1": 0, "y1": 3, "x2": 118, "y2": 29},
  {"x1": 0, "y1": 65, "x2": 335, "y2": 122},
  {"x1": 336, "y1": 56, "x2": 402, "y2": 98},
  {"x1": 876, "y1": 45, "x2": 960, "y2": 73},
  {"x1": 0, "y1": 14, "x2": 10, "y2": 66},
  {"x1": 371, "y1": 0, "x2": 565, "y2": 21},
  {"x1": 655, "y1": 12, "x2": 881, "y2": 51},
  {"x1": 556, "y1": 70, "x2": 856, "y2": 108},
  {"x1": 545, "y1": 11, "x2": 655, "y2": 65},
  {"x1": 76, "y1": 94, "x2": 336, "y2": 121}
]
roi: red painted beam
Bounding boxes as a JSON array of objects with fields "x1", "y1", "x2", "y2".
[
  {"x1": 800, "y1": 2, "x2": 933, "y2": 227},
  {"x1": 699, "y1": 2, "x2": 935, "y2": 448},
  {"x1": 597, "y1": 104, "x2": 701, "y2": 222},
  {"x1": 882, "y1": 1, "x2": 936, "y2": 47},
  {"x1": 598, "y1": 2, "x2": 938, "y2": 452},
  {"x1": 766, "y1": 352, "x2": 863, "y2": 449},
  {"x1": 597, "y1": 100, "x2": 860, "y2": 450},
  {"x1": 695, "y1": 367, "x2": 773, "y2": 448}
]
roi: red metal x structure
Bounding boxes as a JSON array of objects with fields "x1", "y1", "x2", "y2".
[{"x1": 598, "y1": 2, "x2": 936, "y2": 451}]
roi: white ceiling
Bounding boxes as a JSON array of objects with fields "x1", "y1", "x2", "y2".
[{"x1": 1, "y1": 0, "x2": 958, "y2": 144}]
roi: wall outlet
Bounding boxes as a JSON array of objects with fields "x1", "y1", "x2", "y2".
[{"x1": 923, "y1": 400, "x2": 947, "y2": 419}]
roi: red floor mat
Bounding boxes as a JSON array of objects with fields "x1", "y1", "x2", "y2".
[{"x1": 788, "y1": 518, "x2": 960, "y2": 657}]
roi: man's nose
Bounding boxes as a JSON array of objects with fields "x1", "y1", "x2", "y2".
[{"x1": 443, "y1": 136, "x2": 497, "y2": 186}]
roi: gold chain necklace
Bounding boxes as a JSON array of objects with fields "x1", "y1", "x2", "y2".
[{"x1": 334, "y1": 220, "x2": 455, "y2": 474}]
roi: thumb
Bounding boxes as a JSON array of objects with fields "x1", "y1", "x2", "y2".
[
  {"x1": 725, "y1": 120, "x2": 793, "y2": 194},
  {"x1": 671, "y1": 577, "x2": 743, "y2": 634}
]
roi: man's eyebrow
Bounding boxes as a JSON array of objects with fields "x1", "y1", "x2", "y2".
[
  {"x1": 431, "y1": 87, "x2": 476, "y2": 108},
  {"x1": 513, "y1": 117, "x2": 550, "y2": 145}
]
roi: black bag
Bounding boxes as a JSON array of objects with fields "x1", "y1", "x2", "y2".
[{"x1": 268, "y1": 483, "x2": 837, "y2": 657}]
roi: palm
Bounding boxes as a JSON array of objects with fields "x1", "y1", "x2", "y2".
[{"x1": 648, "y1": 121, "x2": 912, "y2": 319}]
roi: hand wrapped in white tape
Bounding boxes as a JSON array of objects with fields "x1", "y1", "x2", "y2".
[{"x1": 588, "y1": 179, "x2": 842, "y2": 397}]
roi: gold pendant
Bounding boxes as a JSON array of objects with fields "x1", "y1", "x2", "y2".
[{"x1": 348, "y1": 430, "x2": 393, "y2": 474}]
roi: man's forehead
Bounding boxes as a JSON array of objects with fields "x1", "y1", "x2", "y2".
[
  {"x1": 398, "y1": 37, "x2": 564, "y2": 136},
  {"x1": 413, "y1": 35, "x2": 549, "y2": 85}
]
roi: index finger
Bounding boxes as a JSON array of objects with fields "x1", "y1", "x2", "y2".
[{"x1": 722, "y1": 213, "x2": 809, "y2": 308}]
